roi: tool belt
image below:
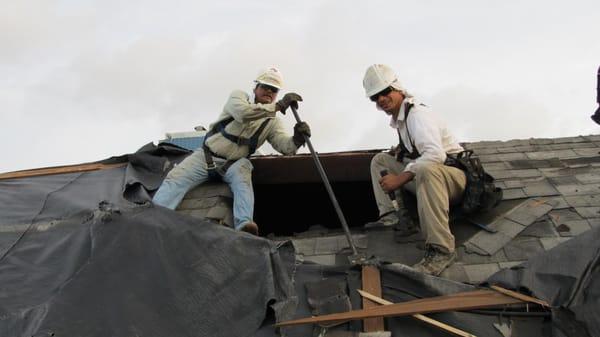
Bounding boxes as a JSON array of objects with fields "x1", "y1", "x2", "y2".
[
  {"x1": 202, "y1": 116, "x2": 271, "y2": 180},
  {"x1": 444, "y1": 150, "x2": 503, "y2": 214}
]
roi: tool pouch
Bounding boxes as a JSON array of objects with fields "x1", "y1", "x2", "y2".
[{"x1": 445, "y1": 150, "x2": 503, "y2": 214}]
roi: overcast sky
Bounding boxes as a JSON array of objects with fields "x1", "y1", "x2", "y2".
[{"x1": 1, "y1": 0, "x2": 599, "y2": 173}]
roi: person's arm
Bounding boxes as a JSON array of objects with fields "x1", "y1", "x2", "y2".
[{"x1": 223, "y1": 90, "x2": 278, "y2": 123}]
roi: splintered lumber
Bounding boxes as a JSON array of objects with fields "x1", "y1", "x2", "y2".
[
  {"x1": 357, "y1": 290, "x2": 476, "y2": 337},
  {"x1": 0, "y1": 163, "x2": 127, "y2": 180},
  {"x1": 275, "y1": 289, "x2": 524, "y2": 327},
  {"x1": 490, "y1": 285, "x2": 550, "y2": 308},
  {"x1": 361, "y1": 266, "x2": 385, "y2": 332}
]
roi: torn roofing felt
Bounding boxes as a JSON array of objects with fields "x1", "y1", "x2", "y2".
[{"x1": 0, "y1": 143, "x2": 297, "y2": 337}]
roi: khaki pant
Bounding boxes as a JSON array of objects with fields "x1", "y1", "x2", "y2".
[{"x1": 370, "y1": 153, "x2": 467, "y2": 253}]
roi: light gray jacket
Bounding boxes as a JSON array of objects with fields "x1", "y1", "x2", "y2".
[{"x1": 204, "y1": 90, "x2": 298, "y2": 160}]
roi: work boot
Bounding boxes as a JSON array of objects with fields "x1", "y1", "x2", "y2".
[
  {"x1": 412, "y1": 245, "x2": 456, "y2": 276},
  {"x1": 364, "y1": 212, "x2": 398, "y2": 229},
  {"x1": 240, "y1": 221, "x2": 259, "y2": 236},
  {"x1": 393, "y1": 212, "x2": 419, "y2": 237}
]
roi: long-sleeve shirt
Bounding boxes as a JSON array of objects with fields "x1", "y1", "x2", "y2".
[
  {"x1": 390, "y1": 97, "x2": 464, "y2": 173},
  {"x1": 204, "y1": 90, "x2": 298, "y2": 160}
]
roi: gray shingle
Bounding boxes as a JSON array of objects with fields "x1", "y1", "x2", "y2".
[
  {"x1": 495, "y1": 218, "x2": 527, "y2": 237},
  {"x1": 555, "y1": 184, "x2": 600, "y2": 196},
  {"x1": 457, "y1": 246, "x2": 508, "y2": 264},
  {"x1": 537, "y1": 196, "x2": 569, "y2": 209},
  {"x1": 505, "y1": 199, "x2": 553, "y2": 226},
  {"x1": 488, "y1": 169, "x2": 541, "y2": 180},
  {"x1": 303, "y1": 254, "x2": 337, "y2": 265},
  {"x1": 479, "y1": 153, "x2": 529, "y2": 163},
  {"x1": 178, "y1": 197, "x2": 219, "y2": 210},
  {"x1": 564, "y1": 195, "x2": 600, "y2": 207},
  {"x1": 508, "y1": 158, "x2": 563, "y2": 169},
  {"x1": 588, "y1": 219, "x2": 600, "y2": 229},
  {"x1": 575, "y1": 173, "x2": 600, "y2": 184},
  {"x1": 549, "y1": 209, "x2": 584, "y2": 225},
  {"x1": 497, "y1": 145, "x2": 536, "y2": 153},
  {"x1": 502, "y1": 188, "x2": 528, "y2": 200},
  {"x1": 503, "y1": 237, "x2": 545, "y2": 260},
  {"x1": 523, "y1": 180, "x2": 560, "y2": 197},
  {"x1": 540, "y1": 237, "x2": 571, "y2": 250},
  {"x1": 548, "y1": 176, "x2": 580, "y2": 186},
  {"x1": 184, "y1": 182, "x2": 233, "y2": 198},
  {"x1": 314, "y1": 236, "x2": 340, "y2": 254},
  {"x1": 440, "y1": 263, "x2": 469, "y2": 283},
  {"x1": 465, "y1": 140, "x2": 506, "y2": 149},
  {"x1": 530, "y1": 138, "x2": 554, "y2": 145},
  {"x1": 463, "y1": 263, "x2": 501, "y2": 284},
  {"x1": 541, "y1": 166, "x2": 593, "y2": 178},
  {"x1": 518, "y1": 217, "x2": 559, "y2": 238},
  {"x1": 481, "y1": 162, "x2": 510, "y2": 171},
  {"x1": 552, "y1": 136, "x2": 587, "y2": 144},
  {"x1": 472, "y1": 147, "x2": 500, "y2": 155},
  {"x1": 525, "y1": 150, "x2": 578, "y2": 160},
  {"x1": 574, "y1": 148, "x2": 600, "y2": 157},
  {"x1": 499, "y1": 261, "x2": 526, "y2": 269},
  {"x1": 503, "y1": 180, "x2": 525, "y2": 188},
  {"x1": 574, "y1": 207, "x2": 600, "y2": 219},
  {"x1": 542, "y1": 142, "x2": 597, "y2": 150},
  {"x1": 556, "y1": 220, "x2": 592, "y2": 237},
  {"x1": 464, "y1": 231, "x2": 513, "y2": 256},
  {"x1": 293, "y1": 238, "x2": 317, "y2": 255}
]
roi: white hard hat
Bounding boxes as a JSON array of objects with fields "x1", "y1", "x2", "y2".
[
  {"x1": 255, "y1": 67, "x2": 284, "y2": 89},
  {"x1": 362, "y1": 64, "x2": 405, "y2": 97}
]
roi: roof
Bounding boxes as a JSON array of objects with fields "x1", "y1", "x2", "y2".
[{"x1": 2, "y1": 135, "x2": 600, "y2": 336}]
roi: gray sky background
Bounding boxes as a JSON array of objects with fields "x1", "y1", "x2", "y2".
[{"x1": 1, "y1": 0, "x2": 599, "y2": 173}]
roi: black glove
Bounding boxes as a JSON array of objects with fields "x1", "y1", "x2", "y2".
[
  {"x1": 275, "y1": 92, "x2": 303, "y2": 114},
  {"x1": 293, "y1": 121, "x2": 311, "y2": 147}
]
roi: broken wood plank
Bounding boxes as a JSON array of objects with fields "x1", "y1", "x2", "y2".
[
  {"x1": 357, "y1": 290, "x2": 476, "y2": 337},
  {"x1": 275, "y1": 289, "x2": 524, "y2": 327},
  {"x1": 361, "y1": 265, "x2": 385, "y2": 332},
  {"x1": 490, "y1": 285, "x2": 550, "y2": 308},
  {"x1": 0, "y1": 163, "x2": 127, "y2": 180}
]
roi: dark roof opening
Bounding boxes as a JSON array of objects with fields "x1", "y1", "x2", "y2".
[
  {"x1": 250, "y1": 151, "x2": 381, "y2": 236},
  {"x1": 254, "y1": 181, "x2": 378, "y2": 236}
]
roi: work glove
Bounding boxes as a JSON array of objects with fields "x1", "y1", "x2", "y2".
[
  {"x1": 276, "y1": 93, "x2": 303, "y2": 114},
  {"x1": 293, "y1": 121, "x2": 311, "y2": 147}
]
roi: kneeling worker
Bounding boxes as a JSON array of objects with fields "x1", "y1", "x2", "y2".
[
  {"x1": 153, "y1": 67, "x2": 310, "y2": 235},
  {"x1": 363, "y1": 64, "x2": 466, "y2": 276}
]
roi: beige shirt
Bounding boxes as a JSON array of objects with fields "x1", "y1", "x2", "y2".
[{"x1": 204, "y1": 90, "x2": 298, "y2": 160}]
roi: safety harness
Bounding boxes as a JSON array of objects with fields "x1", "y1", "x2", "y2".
[
  {"x1": 202, "y1": 116, "x2": 271, "y2": 180},
  {"x1": 395, "y1": 102, "x2": 502, "y2": 214}
]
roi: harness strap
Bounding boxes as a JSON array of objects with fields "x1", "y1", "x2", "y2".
[
  {"x1": 203, "y1": 115, "x2": 272, "y2": 178},
  {"x1": 397, "y1": 103, "x2": 419, "y2": 160}
]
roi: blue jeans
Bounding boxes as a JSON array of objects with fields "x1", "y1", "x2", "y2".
[{"x1": 152, "y1": 150, "x2": 254, "y2": 230}]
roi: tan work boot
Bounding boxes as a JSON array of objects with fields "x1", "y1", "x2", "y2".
[
  {"x1": 240, "y1": 221, "x2": 259, "y2": 236},
  {"x1": 412, "y1": 245, "x2": 456, "y2": 276}
]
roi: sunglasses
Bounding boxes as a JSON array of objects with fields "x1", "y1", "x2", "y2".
[
  {"x1": 258, "y1": 83, "x2": 279, "y2": 94},
  {"x1": 369, "y1": 87, "x2": 393, "y2": 102}
]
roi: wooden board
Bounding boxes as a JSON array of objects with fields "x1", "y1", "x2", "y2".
[
  {"x1": 275, "y1": 289, "x2": 524, "y2": 327},
  {"x1": 0, "y1": 163, "x2": 127, "y2": 180},
  {"x1": 361, "y1": 265, "x2": 385, "y2": 332}
]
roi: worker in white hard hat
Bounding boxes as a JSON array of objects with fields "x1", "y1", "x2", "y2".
[
  {"x1": 363, "y1": 64, "x2": 466, "y2": 276},
  {"x1": 153, "y1": 67, "x2": 310, "y2": 235}
]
